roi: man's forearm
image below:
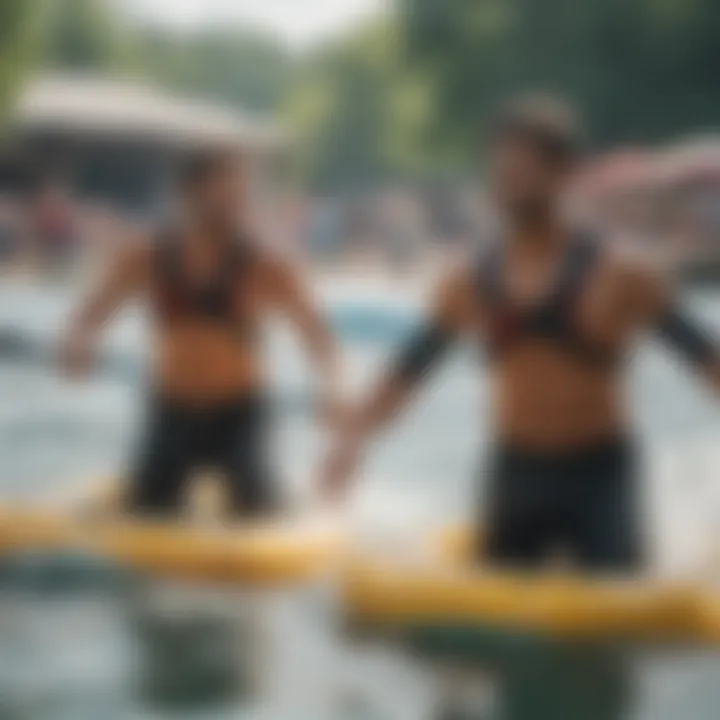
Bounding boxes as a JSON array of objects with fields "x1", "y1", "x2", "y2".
[
  {"x1": 319, "y1": 315, "x2": 459, "y2": 499},
  {"x1": 701, "y1": 357, "x2": 720, "y2": 394},
  {"x1": 72, "y1": 298, "x2": 107, "y2": 334},
  {"x1": 392, "y1": 322, "x2": 454, "y2": 380},
  {"x1": 654, "y1": 306, "x2": 720, "y2": 388},
  {"x1": 68, "y1": 286, "x2": 123, "y2": 341},
  {"x1": 318, "y1": 355, "x2": 345, "y2": 418},
  {"x1": 69, "y1": 247, "x2": 141, "y2": 337},
  {"x1": 352, "y1": 375, "x2": 416, "y2": 436},
  {"x1": 352, "y1": 321, "x2": 455, "y2": 436},
  {"x1": 308, "y1": 333, "x2": 342, "y2": 393}
]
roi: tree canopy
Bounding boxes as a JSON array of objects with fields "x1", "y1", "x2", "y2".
[
  {"x1": 134, "y1": 26, "x2": 292, "y2": 115},
  {"x1": 399, "y1": 0, "x2": 720, "y2": 152},
  {"x1": 40, "y1": 0, "x2": 129, "y2": 72},
  {"x1": 0, "y1": 1, "x2": 46, "y2": 122},
  {"x1": 2, "y1": 0, "x2": 720, "y2": 189}
]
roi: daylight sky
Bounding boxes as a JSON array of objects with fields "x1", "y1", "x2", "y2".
[{"x1": 118, "y1": 0, "x2": 387, "y2": 48}]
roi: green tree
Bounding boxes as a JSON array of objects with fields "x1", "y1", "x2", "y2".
[
  {"x1": 136, "y1": 27, "x2": 292, "y2": 114},
  {"x1": 400, "y1": 0, "x2": 720, "y2": 155},
  {"x1": 40, "y1": 0, "x2": 129, "y2": 72},
  {"x1": 286, "y1": 19, "x2": 435, "y2": 191},
  {"x1": 0, "y1": 0, "x2": 46, "y2": 122}
]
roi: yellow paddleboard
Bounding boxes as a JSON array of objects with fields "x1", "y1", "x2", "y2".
[
  {"x1": 0, "y1": 475, "x2": 343, "y2": 585},
  {"x1": 343, "y1": 555, "x2": 720, "y2": 644},
  {"x1": 1, "y1": 475, "x2": 718, "y2": 643}
]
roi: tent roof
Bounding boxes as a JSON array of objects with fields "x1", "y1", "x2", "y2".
[{"x1": 15, "y1": 74, "x2": 286, "y2": 151}]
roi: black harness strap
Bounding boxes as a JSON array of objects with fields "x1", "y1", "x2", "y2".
[
  {"x1": 477, "y1": 231, "x2": 617, "y2": 367},
  {"x1": 522, "y1": 234, "x2": 600, "y2": 338},
  {"x1": 655, "y1": 306, "x2": 718, "y2": 368},
  {"x1": 154, "y1": 230, "x2": 251, "y2": 327}
]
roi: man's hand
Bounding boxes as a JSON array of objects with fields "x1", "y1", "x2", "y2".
[
  {"x1": 316, "y1": 382, "x2": 354, "y2": 430},
  {"x1": 320, "y1": 432, "x2": 365, "y2": 504},
  {"x1": 56, "y1": 236, "x2": 147, "y2": 380},
  {"x1": 58, "y1": 326, "x2": 97, "y2": 378}
]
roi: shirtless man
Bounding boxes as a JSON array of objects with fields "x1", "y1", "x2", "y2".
[
  {"x1": 60, "y1": 149, "x2": 340, "y2": 517},
  {"x1": 324, "y1": 96, "x2": 720, "y2": 571}
]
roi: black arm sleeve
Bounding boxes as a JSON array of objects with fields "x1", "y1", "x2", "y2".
[
  {"x1": 654, "y1": 306, "x2": 719, "y2": 366},
  {"x1": 392, "y1": 321, "x2": 454, "y2": 380}
]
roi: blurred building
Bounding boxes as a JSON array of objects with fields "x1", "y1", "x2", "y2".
[
  {"x1": 575, "y1": 141, "x2": 720, "y2": 281},
  {"x1": 0, "y1": 74, "x2": 288, "y2": 218},
  {"x1": 573, "y1": 149, "x2": 659, "y2": 235}
]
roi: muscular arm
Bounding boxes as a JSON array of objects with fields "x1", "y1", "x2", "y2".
[
  {"x1": 629, "y1": 260, "x2": 720, "y2": 391},
  {"x1": 320, "y1": 262, "x2": 479, "y2": 499},
  {"x1": 265, "y1": 256, "x2": 343, "y2": 407},
  {"x1": 71, "y1": 240, "x2": 148, "y2": 332},
  {"x1": 60, "y1": 237, "x2": 148, "y2": 375},
  {"x1": 350, "y1": 263, "x2": 479, "y2": 436}
]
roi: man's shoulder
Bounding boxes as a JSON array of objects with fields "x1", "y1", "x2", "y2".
[
  {"x1": 599, "y1": 233, "x2": 666, "y2": 280},
  {"x1": 595, "y1": 234, "x2": 672, "y2": 313},
  {"x1": 245, "y1": 241, "x2": 311, "y2": 298},
  {"x1": 248, "y1": 239, "x2": 294, "y2": 273}
]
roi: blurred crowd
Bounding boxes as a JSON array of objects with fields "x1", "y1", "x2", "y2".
[
  {"x1": 0, "y1": 181, "x2": 127, "y2": 278},
  {"x1": 0, "y1": 179, "x2": 483, "y2": 278},
  {"x1": 2, "y1": 139, "x2": 720, "y2": 281}
]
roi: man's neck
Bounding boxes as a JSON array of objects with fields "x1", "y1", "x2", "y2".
[
  {"x1": 185, "y1": 217, "x2": 236, "y2": 247},
  {"x1": 507, "y1": 212, "x2": 569, "y2": 258}
]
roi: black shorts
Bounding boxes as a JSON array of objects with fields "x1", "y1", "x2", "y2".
[
  {"x1": 128, "y1": 393, "x2": 278, "y2": 518},
  {"x1": 482, "y1": 438, "x2": 644, "y2": 572}
]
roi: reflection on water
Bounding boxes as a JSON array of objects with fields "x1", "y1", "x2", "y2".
[
  {"x1": 0, "y1": 283, "x2": 720, "y2": 718},
  {"x1": 0, "y1": 560, "x2": 134, "y2": 719},
  {"x1": 0, "y1": 549, "x2": 343, "y2": 719},
  {"x1": 134, "y1": 594, "x2": 251, "y2": 712},
  {"x1": 0, "y1": 555, "x2": 283, "y2": 718}
]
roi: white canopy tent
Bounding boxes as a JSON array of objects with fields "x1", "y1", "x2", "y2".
[
  {"x1": 16, "y1": 74, "x2": 286, "y2": 152},
  {"x1": 4, "y1": 74, "x2": 289, "y2": 214}
]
